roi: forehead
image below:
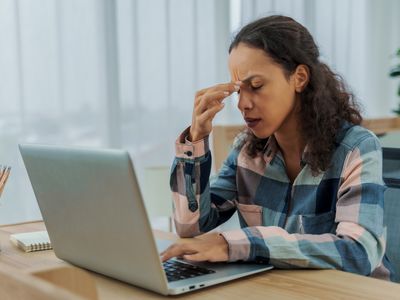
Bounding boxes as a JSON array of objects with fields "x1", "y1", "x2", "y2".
[{"x1": 228, "y1": 43, "x2": 277, "y2": 79}]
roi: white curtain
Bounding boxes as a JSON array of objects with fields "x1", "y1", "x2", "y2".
[
  {"x1": 1, "y1": 0, "x2": 399, "y2": 225},
  {"x1": 0, "y1": 0, "x2": 230, "y2": 225},
  {"x1": 237, "y1": 0, "x2": 400, "y2": 118}
]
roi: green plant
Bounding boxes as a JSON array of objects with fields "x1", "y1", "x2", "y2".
[{"x1": 389, "y1": 48, "x2": 400, "y2": 115}]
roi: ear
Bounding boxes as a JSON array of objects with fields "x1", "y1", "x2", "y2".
[{"x1": 293, "y1": 64, "x2": 310, "y2": 93}]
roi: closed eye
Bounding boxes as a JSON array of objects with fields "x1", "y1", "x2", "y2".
[
  {"x1": 251, "y1": 85, "x2": 263, "y2": 91},
  {"x1": 237, "y1": 84, "x2": 263, "y2": 94}
]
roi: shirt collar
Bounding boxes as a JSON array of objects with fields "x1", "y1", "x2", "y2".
[
  {"x1": 263, "y1": 121, "x2": 354, "y2": 168},
  {"x1": 262, "y1": 135, "x2": 280, "y2": 165},
  {"x1": 263, "y1": 134, "x2": 309, "y2": 168},
  {"x1": 263, "y1": 135, "x2": 278, "y2": 157}
]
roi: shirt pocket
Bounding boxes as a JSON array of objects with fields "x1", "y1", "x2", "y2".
[
  {"x1": 237, "y1": 202, "x2": 263, "y2": 227},
  {"x1": 301, "y1": 211, "x2": 336, "y2": 234}
]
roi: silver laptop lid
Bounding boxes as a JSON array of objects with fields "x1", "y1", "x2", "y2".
[{"x1": 19, "y1": 144, "x2": 169, "y2": 295}]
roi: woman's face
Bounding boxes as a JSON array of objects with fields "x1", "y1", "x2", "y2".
[{"x1": 228, "y1": 43, "x2": 299, "y2": 139}]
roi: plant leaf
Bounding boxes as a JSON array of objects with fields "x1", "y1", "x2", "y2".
[{"x1": 389, "y1": 65, "x2": 400, "y2": 77}]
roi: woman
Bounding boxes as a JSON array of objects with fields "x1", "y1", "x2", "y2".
[{"x1": 161, "y1": 15, "x2": 394, "y2": 281}]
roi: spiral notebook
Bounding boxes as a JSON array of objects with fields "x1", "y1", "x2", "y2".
[{"x1": 10, "y1": 230, "x2": 52, "y2": 252}]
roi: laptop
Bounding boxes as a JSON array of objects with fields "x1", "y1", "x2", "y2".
[{"x1": 19, "y1": 144, "x2": 273, "y2": 295}]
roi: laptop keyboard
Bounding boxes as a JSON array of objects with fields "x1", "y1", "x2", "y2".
[{"x1": 163, "y1": 260, "x2": 216, "y2": 282}]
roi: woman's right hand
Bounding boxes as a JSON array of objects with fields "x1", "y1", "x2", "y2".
[{"x1": 189, "y1": 82, "x2": 240, "y2": 142}]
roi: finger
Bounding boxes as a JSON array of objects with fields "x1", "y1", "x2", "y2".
[
  {"x1": 209, "y1": 82, "x2": 240, "y2": 94},
  {"x1": 195, "y1": 90, "x2": 229, "y2": 110},
  {"x1": 160, "y1": 244, "x2": 181, "y2": 261},
  {"x1": 161, "y1": 244, "x2": 198, "y2": 262},
  {"x1": 159, "y1": 243, "x2": 190, "y2": 257},
  {"x1": 197, "y1": 102, "x2": 225, "y2": 123},
  {"x1": 162, "y1": 249, "x2": 198, "y2": 263},
  {"x1": 234, "y1": 80, "x2": 243, "y2": 86},
  {"x1": 183, "y1": 252, "x2": 207, "y2": 262},
  {"x1": 195, "y1": 90, "x2": 231, "y2": 115},
  {"x1": 161, "y1": 250, "x2": 177, "y2": 262},
  {"x1": 199, "y1": 82, "x2": 240, "y2": 96},
  {"x1": 195, "y1": 88, "x2": 208, "y2": 98},
  {"x1": 195, "y1": 83, "x2": 239, "y2": 107},
  {"x1": 194, "y1": 86, "x2": 223, "y2": 105}
]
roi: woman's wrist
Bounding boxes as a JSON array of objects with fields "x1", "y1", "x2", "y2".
[{"x1": 188, "y1": 129, "x2": 204, "y2": 142}]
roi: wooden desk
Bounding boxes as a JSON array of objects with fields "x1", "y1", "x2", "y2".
[{"x1": 1, "y1": 222, "x2": 400, "y2": 299}]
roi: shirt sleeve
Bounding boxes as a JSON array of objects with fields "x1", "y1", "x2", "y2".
[
  {"x1": 221, "y1": 135, "x2": 386, "y2": 276},
  {"x1": 170, "y1": 127, "x2": 239, "y2": 237}
]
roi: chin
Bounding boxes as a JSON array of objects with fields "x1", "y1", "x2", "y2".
[{"x1": 249, "y1": 128, "x2": 273, "y2": 139}]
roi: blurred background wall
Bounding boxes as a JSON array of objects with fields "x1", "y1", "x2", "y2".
[{"x1": 0, "y1": 0, "x2": 399, "y2": 224}]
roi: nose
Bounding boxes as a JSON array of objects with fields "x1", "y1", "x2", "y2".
[{"x1": 237, "y1": 91, "x2": 253, "y2": 112}]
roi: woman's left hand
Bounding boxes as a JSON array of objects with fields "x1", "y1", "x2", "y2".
[{"x1": 160, "y1": 232, "x2": 229, "y2": 262}]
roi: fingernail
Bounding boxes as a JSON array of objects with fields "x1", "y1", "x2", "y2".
[
  {"x1": 234, "y1": 85, "x2": 240, "y2": 91},
  {"x1": 223, "y1": 91, "x2": 230, "y2": 95},
  {"x1": 235, "y1": 81, "x2": 242, "y2": 85}
]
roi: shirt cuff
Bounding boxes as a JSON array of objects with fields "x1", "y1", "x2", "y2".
[
  {"x1": 221, "y1": 229, "x2": 251, "y2": 262},
  {"x1": 175, "y1": 126, "x2": 210, "y2": 159}
]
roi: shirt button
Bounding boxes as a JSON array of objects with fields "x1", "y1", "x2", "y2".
[
  {"x1": 185, "y1": 151, "x2": 193, "y2": 157},
  {"x1": 188, "y1": 201, "x2": 198, "y2": 212}
]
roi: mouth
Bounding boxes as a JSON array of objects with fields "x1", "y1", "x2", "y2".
[{"x1": 244, "y1": 117, "x2": 261, "y2": 128}]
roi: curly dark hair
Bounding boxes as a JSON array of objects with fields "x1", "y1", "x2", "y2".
[{"x1": 229, "y1": 15, "x2": 362, "y2": 175}]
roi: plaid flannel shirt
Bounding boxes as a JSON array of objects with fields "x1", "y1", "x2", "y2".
[{"x1": 170, "y1": 124, "x2": 395, "y2": 281}]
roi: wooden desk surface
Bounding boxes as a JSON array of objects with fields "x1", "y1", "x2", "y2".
[{"x1": 1, "y1": 221, "x2": 399, "y2": 300}]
